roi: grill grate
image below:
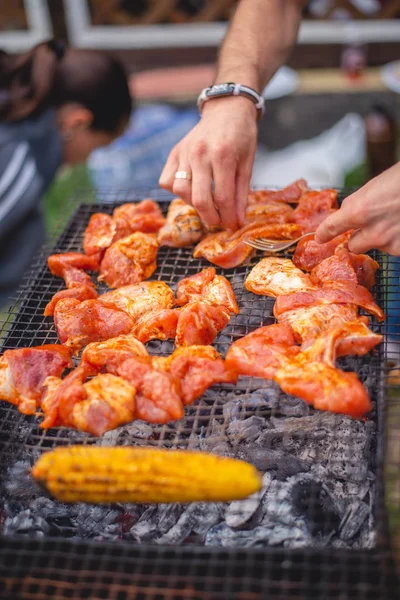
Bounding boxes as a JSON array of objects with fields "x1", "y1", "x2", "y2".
[{"x1": 0, "y1": 189, "x2": 399, "y2": 600}]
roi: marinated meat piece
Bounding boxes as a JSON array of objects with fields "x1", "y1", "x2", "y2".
[
  {"x1": 176, "y1": 267, "x2": 239, "y2": 314},
  {"x1": 293, "y1": 190, "x2": 338, "y2": 233},
  {"x1": 83, "y1": 213, "x2": 116, "y2": 263},
  {"x1": 273, "y1": 281, "x2": 385, "y2": 322},
  {"x1": 45, "y1": 252, "x2": 99, "y2": 317},
  {"x1": 349, "y1": 253, "x2": 379, "y2": 289},
  {"x1": 167, "y1": 346, "x2": 237, "y2": 405},
  {"x1": 194, "y1": 223, "x2": 302, "y2": 269},
  {"x1": 245, "y1": 200, "x2": 294, "y2": 223},
  {"x1": 293, "y1": 232, "x2": 352, "y2": 271},
  {"x1": 247, "y1": 179, "x2": 308, "y2": 205},
  {"x1": 100, "y1": 281, "x2": 174, "y2": 321},
  {"x1": 245, "y1": 258, "x2": 314, "y2": 298},
  {"x1": 81, "y1": 335, "x2": 149, "y2": 375},
  {"x1": 274, "y1": 330, "x2": 372, "y2": 418},
  {"x1": 99, "y1": 232, "x2": 158, "y2": 288},
  {"x1": 310, "y1": 247, "x2": 358, "y2": 286},
  {"x1": 277, "y1": 303, "x2": 360, "y2": 346},
  {"x1": 118, "y1": 357, "x2": 184, "y2": 424},
  {"x1": 0, "y1": 345, "x2": 72, "y2": 415},
  {"x1": 41, "y1": 368, "x2": 136, "y2": 436},
  {"x1": 53, "y1": 298, "x2": 134, "y2": 353},
  {"x1": 112, "y1": 199, "x2": 165, "y2": 239},
  {"x1": 133, "y1": 309, "x2": 180, "y2": 344},
  {"x1": 157, "y1": 198, "x2": 204, "y2": 247},
  {"x1": 175, "y1": 300, "x2": 231, "y2": 347},
  {"x1": 225, "y1": 324, "x2": 300, "y2": 380}
]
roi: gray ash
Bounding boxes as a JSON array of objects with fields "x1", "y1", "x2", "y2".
[{"x1": 0, "y1": 387, "x2": 376, "y2": 550}]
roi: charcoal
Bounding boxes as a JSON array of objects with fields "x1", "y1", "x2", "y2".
[
  {"x1": 129, "y1": 506, "x2": 160, "y2": 542},
  {"x1": 327, "y1": 419, "x2": 375, "y2": 483},
  {"x1": 205, "y1": 521, "x2": 310, "y2": 549},
  {"x1": 72, "y1": 504, "x2": 119, "y2": 538},
  {"x1": 276, "y1": 395, "x2": 310, "y2": 418},
  {"x1": 227, "y1": 416, "x2": 265, "y2": 445},
  {"x1": 291, "y1": 478, "x2": 341, "y2": 537},
  {"x1": 225, "y1": 473, "x2": 272, "y2": 529},
  {"x1": 4, "y1": 460, "x2": 42, "y2": 499},
  {"x1": 156, "y1": 503, "x2": 221, "y2": 545},
  {"x1": 98, "y1": 421, "x2": 154, "y2": 446},
  {"x1": 93, "y1": 523, "x2": 122, "y2": 541},
  {"x1": 29, "y1": 497, "x2": 70, "y2": 520},
  {"x1": 4, "y1": 510, "x2": 50, "y2": 538},
  {"x1": 238, "y1": 447, "x2": 311, "y2": 479},
  {"x1": 192, "y1": 503, "x2": 223, "y2": 537},
  {"x1": 339, "y1": 501, "x2": 370, "y2": 541},
  {"x1": 222, "y1": 399, "x2": 241, "y2": 422}
]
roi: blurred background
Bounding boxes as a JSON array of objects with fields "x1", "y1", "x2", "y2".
[{"x1": 2, "y1": 0, "x2": 400, "y2": 231}]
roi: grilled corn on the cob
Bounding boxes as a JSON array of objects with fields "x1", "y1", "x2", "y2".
[{"x1": 32, "y1": 445, "x2": 262, "y2": 504}]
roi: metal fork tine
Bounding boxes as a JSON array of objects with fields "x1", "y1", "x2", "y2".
[{"x1": 244, "y1": 231, "x2": 316, "y2": 253}]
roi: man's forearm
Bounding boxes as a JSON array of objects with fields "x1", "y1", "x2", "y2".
[{"x1": 215, "y1": 0, "x2": 305, "y2": 92}]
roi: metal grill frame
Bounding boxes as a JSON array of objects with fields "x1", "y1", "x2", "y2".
[{"x1": 0, "y1": 188, "x2": 398, "y2": 600}]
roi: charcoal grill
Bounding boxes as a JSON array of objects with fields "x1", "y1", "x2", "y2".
[{"x1": 0, "y1": 189, "x2": 399, "y2": 600}]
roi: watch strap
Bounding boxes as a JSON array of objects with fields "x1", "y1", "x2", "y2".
[{"x1": 197, "y1": 83, "x2": 265, "y2": 119}]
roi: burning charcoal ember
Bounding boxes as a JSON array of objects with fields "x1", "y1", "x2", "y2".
[
  {"x1": 339, "y1": 501, "x2": 370, "y2": 541},
  {"x1": 225, "y1": 473, "x2": 272, "y2": 529},
  {"x1": 227, "y1": 416, "x2": 265, "y2": 446},
  {"x1": 156, "y1": 503, "x2": 222, "y2": 545},
  {"x1": 72, "y1": 504, "x2": 120, "y2": 538},
  {"x1": 291, "y1": 478, "x2": 341, "y2": 537}
]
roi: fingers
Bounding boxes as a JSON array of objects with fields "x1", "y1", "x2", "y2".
[
  {"x1": 347, "y1": 228, "x2": 374, "y2": 254},
  {"x1": 172, "y1": 158, "x2": 193, "y2": 204},
  {"x1": 212, "y1": 146, "x2": 238, "y2": 230},
  {"x1": 315, "y1": 197, "x2": 365, "y2": 244},
  {"x1": 159, "y1": 147, "x2": 179, "y2": 193},
  {"x1": 191, "y1": 158, "x2": 220, "y2": 229},
  {"x1": 235, "y1": 161, "x2": 253, "y2": 227}
]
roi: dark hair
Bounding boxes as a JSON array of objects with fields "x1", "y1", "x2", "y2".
[{"x1": 0, "y1": 40, "x2": 132, "y2": 131}]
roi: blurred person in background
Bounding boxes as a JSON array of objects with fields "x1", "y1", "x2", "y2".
[
  {"x1": 0, "y1": 40, "x2": 132, "y2": 309},
  {"x1": 160, "y1": 0, "x2": 400, "y2": 257}
]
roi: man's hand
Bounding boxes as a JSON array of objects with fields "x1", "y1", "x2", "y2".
[
  {"x1": 159, "y1": 96, "x2": 257, "y2": 231},
  {"x1": 315, "y1": 163, "x2": 400, "y2": 255}
]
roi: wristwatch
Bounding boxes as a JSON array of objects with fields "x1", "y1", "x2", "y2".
[{"x1": 197, "y1": 83, "x2": 265, "y2": 119}]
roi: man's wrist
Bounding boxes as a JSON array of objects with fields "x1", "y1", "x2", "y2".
[{"x1": 201, "y1": 94, "x2": 258, "y2": 118}]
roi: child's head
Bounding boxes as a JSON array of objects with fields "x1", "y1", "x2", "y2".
[{"x1": 0, "y1": 40, "x2": 132, "y2": 164}]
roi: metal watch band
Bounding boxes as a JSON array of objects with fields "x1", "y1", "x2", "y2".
[{"x1": 197, "y1": 83, "x2": 265, "y2": 119}]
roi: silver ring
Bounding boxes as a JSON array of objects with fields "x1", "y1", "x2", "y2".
[{"x1": 175, "y1": 170, "x2": 192, "y2": 181}]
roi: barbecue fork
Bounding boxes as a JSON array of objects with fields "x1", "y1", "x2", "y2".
[{"x1": 244, "y1": 231, "x2": 316, "y2": 253}]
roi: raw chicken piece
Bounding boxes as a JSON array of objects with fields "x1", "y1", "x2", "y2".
[
  {"x1": 194, "y1": 223, "x2": 302, "y2": 269},
  {"x1": 81, "y1": 335, "x2": 149, "y2": 375},
  {"x1": 118, "y1": 356, "x2": 184, "y2": 424},
  {"x1": 133, "y1": 309, "x2": 180, "y2": 343},
  {"x1": 273, "y1": 280, "x2": 385, "y2": 322},
  {"x1": 245, "y1": 258, "x2": 314, "y2": 298},
  {"x1": 112, "y1": 200, "x2": 165, "y2": 239},
  {"x1": 157, "y1": 198, "x2": 204, "y2": 247},
  {"x1": 41, "y1": 368, "x2": 136, "y2": 436},
  {"x1": 274, "y1": 329, "x2": 372, "y2": 418},
  {"x1": 99, "y1": 232, "x2": 158, "y2": 288},
  {"x1": 277, "y1": 303, "x2": 360, "y2": 346},
  {"x1": 83, "y1": 213, "x2": 116, "y2": 263},
  {"x1": 333, "y1": 320, "x2": 382, "y2": 358},
  {"x1": 248, "y1": 179, "x2": 308, "y2": 205},
  {"x1": 225, "y1": 324, "x2": 300, "y2": 380},
  {"x1": 176, "y1": 267, "x2": 239, "y2": 314},
  {"x1": 293, "y1": 232, "x2": 352, "y2": 271},
  {"x1": 44, "y1": 252, "x2": 99, "y2": 316},
  {"x1": 100, "y1": 281, "x2": 174, "y2": 321},
  {"x1": 293, "y1": 189, "x2": 338, "y2": 232},
  {"x1": 310, "y1": 246, "x2": 379, "y2": 290},
  {"x1": 54, "y1": 298, "x2": 134, "y2": 353},
  {"x1": 167, "y1": 345, "x2": 238, "y2": 405},
  {"x1": 175, "y1": 300, "x2": 231, "y2": 347},
  {"x1": 0, "y1": 345, "x2": 72, "y2": 415},
  {"x1": 245, "y1": 199, "x2": 294, "y2": 223}
]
